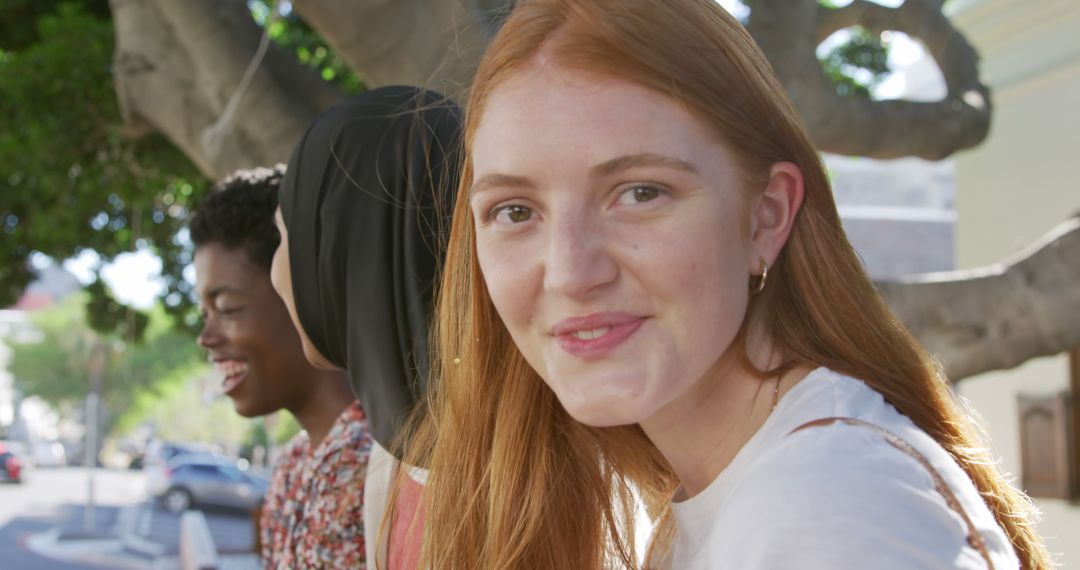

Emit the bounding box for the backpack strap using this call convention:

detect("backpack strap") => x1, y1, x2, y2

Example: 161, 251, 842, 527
791, 417, 995, 569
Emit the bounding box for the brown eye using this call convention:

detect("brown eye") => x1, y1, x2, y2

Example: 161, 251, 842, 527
493, 205, 534, 224
617, 185, 664, 205
633, 187, 659, 202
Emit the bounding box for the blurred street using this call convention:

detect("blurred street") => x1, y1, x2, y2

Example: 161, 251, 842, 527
0, 467, 256, 569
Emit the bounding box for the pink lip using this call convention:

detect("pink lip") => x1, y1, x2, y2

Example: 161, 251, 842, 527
551, 312, 647, 360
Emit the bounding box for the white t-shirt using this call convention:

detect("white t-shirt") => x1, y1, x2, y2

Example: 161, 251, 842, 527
668, 367, 1019, 569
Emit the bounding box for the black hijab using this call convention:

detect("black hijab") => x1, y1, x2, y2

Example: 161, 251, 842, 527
278, 85, 462, 454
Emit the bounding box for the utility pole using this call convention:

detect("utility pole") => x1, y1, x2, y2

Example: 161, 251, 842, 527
84, 340, 106, 535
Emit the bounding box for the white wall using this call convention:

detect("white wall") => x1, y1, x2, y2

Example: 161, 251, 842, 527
949, 0, 1080, 565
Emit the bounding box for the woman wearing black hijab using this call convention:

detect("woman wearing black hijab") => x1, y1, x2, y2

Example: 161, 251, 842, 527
270, 85, 462, 569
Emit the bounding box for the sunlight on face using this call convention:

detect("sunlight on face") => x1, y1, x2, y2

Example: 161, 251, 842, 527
270, 207, 336, 371
471, 62, 757, 427
194, 243, 313, 417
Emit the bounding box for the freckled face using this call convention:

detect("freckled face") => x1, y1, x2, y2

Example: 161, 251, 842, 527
470, 63, 757, 427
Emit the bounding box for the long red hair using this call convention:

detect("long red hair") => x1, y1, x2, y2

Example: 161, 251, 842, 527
403, 1, 1051, 568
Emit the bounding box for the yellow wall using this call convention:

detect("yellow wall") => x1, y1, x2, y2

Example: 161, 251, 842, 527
949, 0, 1080, 565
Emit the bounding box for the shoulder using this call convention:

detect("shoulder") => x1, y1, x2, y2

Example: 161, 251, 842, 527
308, 414, 370, 521
268, 432, 309, 488
298, 473, 368, 567
703, 423, 994, 569
327, 409, 374, 481
280, 431, 311, 465
743, 420, 944, 514
295, 429, 370, 566
723, 423, 931, 518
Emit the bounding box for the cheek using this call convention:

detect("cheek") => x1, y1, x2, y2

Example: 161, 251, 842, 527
641, 216, 751, 352
688, 260, 749, 360
227, 320, 263, 359
269, 246, 289, 298
270, 259, 299, 322
476, 235, 538, 327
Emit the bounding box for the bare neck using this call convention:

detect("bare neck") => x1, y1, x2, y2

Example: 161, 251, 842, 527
640, 346, 811, 499
289, 370, 355, 450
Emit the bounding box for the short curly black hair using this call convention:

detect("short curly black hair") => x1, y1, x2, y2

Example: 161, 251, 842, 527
189, 165, 285, 272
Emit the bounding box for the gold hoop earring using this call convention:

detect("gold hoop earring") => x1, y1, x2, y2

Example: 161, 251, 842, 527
751, 258, 769, 294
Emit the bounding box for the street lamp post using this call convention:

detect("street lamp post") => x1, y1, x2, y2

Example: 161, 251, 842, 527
84, 340, 106, 535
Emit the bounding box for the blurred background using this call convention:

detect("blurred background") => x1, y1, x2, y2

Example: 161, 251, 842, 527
1, 0, 1077, 567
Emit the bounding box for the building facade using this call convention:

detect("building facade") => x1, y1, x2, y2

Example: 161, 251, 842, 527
948, 0, 1080, 564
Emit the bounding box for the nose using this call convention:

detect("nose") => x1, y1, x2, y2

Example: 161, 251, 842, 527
542, 209, 617, 299
197, 315, 224, 350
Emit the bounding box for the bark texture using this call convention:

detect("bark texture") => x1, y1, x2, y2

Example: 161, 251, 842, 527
288, 0, 506, 102
110, 0, 342, 178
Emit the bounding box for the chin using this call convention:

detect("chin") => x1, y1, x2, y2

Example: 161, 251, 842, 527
543, 367, 657, 427
557, 390, 654, 428
229, 396, 271, 419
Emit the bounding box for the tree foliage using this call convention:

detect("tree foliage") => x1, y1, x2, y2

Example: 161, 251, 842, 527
820, 26, 891, 98
7, 295, 203, 434
0, 1, 207, 326
0, 1, 363, 329
116, 372, 251, 448
250, 0, 364, 94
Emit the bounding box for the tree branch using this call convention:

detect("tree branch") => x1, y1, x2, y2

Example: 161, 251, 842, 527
797, 87, 989, 159
109, 0, 343, 179
879, 215, 1080, 382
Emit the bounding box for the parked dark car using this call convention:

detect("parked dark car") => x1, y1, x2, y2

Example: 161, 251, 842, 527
0, 446, 24, 484
158, 456, 268, 514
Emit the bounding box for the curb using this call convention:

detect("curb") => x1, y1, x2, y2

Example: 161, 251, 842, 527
119, 503, 168, 558
25, 526, 147, 570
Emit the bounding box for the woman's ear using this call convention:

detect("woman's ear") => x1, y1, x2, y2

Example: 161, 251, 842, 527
749, 161, 805, 269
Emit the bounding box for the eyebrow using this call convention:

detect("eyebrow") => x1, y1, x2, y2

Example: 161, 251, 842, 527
470, 152, 698, 196
592, 153, 699, 177
469, 172, 534, 196
202, 285, 246, 303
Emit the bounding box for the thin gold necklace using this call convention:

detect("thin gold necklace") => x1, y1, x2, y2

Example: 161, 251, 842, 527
770, 374, 782, 412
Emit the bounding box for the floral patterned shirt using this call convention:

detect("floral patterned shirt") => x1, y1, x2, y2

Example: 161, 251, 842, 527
260, 401, 372, 569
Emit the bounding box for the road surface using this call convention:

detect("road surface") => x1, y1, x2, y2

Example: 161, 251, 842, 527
0, 467, 255, 569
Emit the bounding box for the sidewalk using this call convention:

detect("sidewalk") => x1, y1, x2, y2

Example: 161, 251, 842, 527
26, 501, 259, 569
25, 504, 153, 569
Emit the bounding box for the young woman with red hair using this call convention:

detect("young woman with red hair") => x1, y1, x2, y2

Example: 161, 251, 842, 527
404, 1, 1051, 567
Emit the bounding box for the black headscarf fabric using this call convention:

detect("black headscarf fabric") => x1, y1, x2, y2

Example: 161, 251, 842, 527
278, 86, 462, 453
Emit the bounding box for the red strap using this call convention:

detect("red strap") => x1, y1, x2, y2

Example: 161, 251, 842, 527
791, 417, 995, 569
388, 470, 425, 570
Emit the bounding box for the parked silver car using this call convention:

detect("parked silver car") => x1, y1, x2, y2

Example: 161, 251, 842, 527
144, 442, 217, 497
31, 441, 67, 468
158, 455, 268, 514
